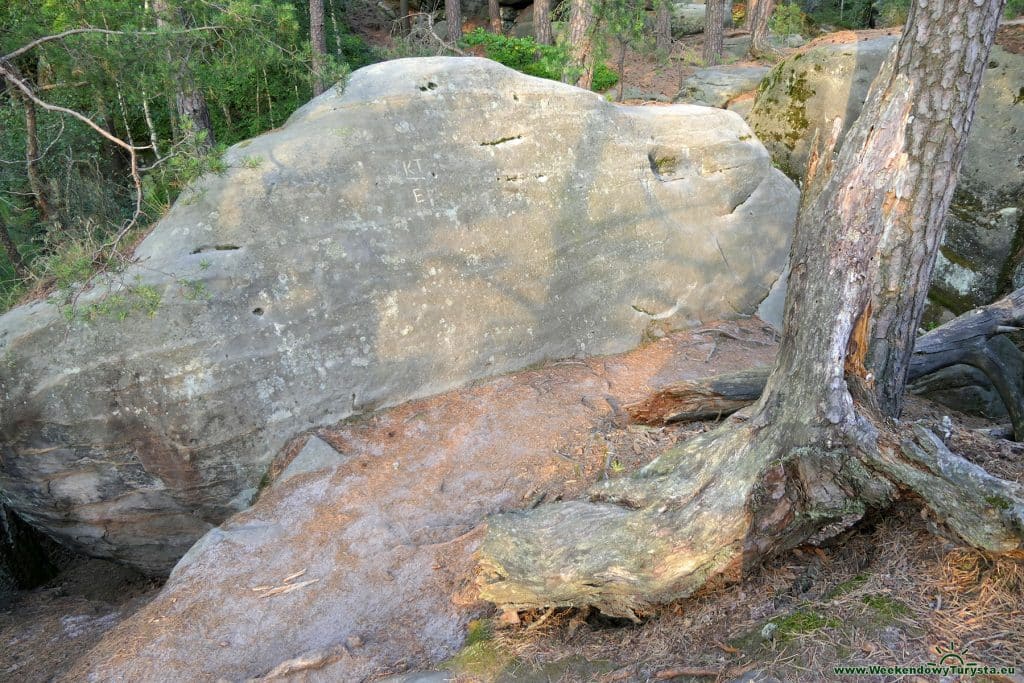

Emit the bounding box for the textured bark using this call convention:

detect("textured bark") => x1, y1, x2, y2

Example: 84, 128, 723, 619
535, 0, 553, 45
749, 0, 774, 59
626, 369, 768, 424
489, 0, 501, 33
703, 0, 725, 66
865, 4, 1000, 419
445, 0, 462, 46
655, 0, 672, 54
16, 89, 53, 224
743, 0, 759, 31
310, 0, 328, 96
630, 287, 1024, 438
564, 0, 597, 89
477, 0, 1016, 618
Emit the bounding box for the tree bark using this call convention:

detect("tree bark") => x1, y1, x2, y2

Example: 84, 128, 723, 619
628, 287, 1024, 439
489, 0, 501, 32
445, 0, 462, 45
749, 0, 774, 59
655, 0, 672, 54
154, 0, 215, 151
534, 0, 553, 44
398, 0, 410, 34
703, 0, 725, 66
743, 0, 759, 31
310, 0, 328, 96
864, 3, 997, 418
564, 0, 597, 89
477, 0, 1016, 619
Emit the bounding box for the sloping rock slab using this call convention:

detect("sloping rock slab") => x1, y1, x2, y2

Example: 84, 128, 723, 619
69, 321, 778, 682
0, 57, 797, 574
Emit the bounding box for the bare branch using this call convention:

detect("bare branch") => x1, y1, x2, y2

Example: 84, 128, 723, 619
2, 26, 222, 62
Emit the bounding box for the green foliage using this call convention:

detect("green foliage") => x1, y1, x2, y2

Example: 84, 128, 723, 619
770, 2, 808, 37
1006, 0, 1024, 18
0, 1, 384, 314
462, 29, 619, 91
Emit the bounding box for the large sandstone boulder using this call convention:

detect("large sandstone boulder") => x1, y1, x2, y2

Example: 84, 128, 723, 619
0, 57, 797, 574
746, 32, 1024, 313
676, 65, 772, 108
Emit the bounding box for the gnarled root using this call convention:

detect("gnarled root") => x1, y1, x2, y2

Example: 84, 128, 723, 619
477, 416, 1024, 617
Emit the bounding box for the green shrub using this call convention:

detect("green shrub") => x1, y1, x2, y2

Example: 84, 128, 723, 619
770, 2, 808, 37
461, 29, 619, 92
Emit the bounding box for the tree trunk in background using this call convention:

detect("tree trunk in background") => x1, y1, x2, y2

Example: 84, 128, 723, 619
310, 0, 328, 96
489, 0, 501, 32
749, 0, 774, 58
0, 218, 28, 279
153, 0, 215, 151
535, 0, 553, 44
445, 0, 462, 45
743, 0, 759, 30
11, 85, 53, 225
655, 0, 672, 54
398, 0, 410, 34
703, 0, 725, 65
477, 0, 1015, 619
564, 0, 597, 89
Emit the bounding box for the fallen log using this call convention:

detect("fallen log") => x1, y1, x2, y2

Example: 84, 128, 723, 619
626, 287, 1024, 438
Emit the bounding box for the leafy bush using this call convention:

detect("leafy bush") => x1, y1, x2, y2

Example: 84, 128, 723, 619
461, 29, 619, 92
1007, 0, 1024, 18
770, 2, 808, 37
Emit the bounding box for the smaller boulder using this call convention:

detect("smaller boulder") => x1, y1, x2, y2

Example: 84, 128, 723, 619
676, 65, 771, 108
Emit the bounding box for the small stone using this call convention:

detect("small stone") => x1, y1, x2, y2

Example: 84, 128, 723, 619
346, 635, 363, 649
760, 622, 778, 641
498, 609, 521, 626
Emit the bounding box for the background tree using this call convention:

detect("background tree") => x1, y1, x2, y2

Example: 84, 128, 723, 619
749, 0, 775, 58
310, 0, 328, 95
654, 0, 672, 54
489, 0, 502, 32
535, 0, 553, 45
563, 0, 598, 88
703, 0, 725, 65
446, 0, 462, 45
478, 0, 1019, 617
153, 0, 216, 151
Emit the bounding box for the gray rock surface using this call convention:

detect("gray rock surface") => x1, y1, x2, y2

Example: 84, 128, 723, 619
671, 2, 732, 37
676, 65, 772, 108
747, 34, 1024, 311
0, 57, 797, 574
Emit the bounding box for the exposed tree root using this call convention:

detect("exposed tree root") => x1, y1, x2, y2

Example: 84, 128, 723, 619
628, 288, 1024, 438
477, 411, 1024, 619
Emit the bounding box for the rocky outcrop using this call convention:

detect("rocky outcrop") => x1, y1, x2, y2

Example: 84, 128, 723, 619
0, 57, 798, 574
68, 324, 779, 682
746, 32, 1024, 313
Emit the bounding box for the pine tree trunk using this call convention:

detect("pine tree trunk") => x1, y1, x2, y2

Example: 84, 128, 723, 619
743, 0, 758, 31
446, 0, 462, 45
749, 0, 774, 58
655, 0, 672, 54
564, 0, 597, 89
399, 0, 410, 34
703, 0, 725, 66
864, 4, 998, 418
154, 0, 215, 151
477, 0, 1017, 619
535, 0, 553, 45
310, 0, 328, 96
489, 0, 501, 32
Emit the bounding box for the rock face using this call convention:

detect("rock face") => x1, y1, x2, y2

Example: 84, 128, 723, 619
0, 57, 798, 574
68, 324, 779, 682
676, 65, 772, 108
747, 32, 1024, 312
671, 2, 733, 37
